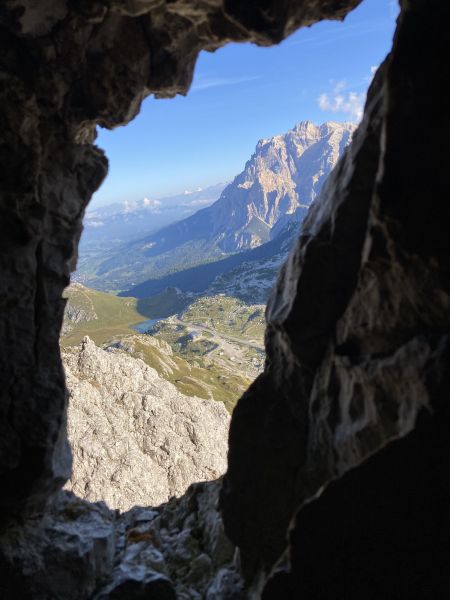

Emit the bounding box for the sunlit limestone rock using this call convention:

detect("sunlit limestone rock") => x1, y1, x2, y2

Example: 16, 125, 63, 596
215, 120, 356, 251
63, 337, 230, 511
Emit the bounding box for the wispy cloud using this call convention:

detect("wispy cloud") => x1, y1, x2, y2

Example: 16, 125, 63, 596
316, 69, 377, 123
318, 90, 364, 122
289, 21, 388, 50
191, 75, 261, 92
333, 79, 347, 93
143, 197, 161, 209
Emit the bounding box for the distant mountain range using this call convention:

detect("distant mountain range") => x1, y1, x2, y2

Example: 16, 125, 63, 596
121, 222, 297, 302
76, 121, 355, 293
81, 183, 227, 244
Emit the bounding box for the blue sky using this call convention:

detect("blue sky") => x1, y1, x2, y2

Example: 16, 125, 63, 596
92, 0, 399, 207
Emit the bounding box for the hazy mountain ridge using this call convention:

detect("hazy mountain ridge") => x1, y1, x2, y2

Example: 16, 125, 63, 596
75, 184, 227, 287
121, 223, 294, 299
83, 183, 227, 242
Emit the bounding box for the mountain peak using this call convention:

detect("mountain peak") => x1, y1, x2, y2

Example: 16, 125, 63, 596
292, 119, 316, 132
217, 120, 357, 251
86, 121, 356, 290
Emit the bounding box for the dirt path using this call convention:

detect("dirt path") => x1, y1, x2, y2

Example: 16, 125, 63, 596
169, 316, 264, 352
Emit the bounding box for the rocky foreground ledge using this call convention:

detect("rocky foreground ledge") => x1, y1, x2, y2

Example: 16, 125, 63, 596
0, 482, 243, 599
0, 337, 239, 599
63, 336, 230, 511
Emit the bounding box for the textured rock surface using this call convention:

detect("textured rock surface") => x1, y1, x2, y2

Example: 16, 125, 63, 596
0, 482, 243, 600
221, 0, 450, 591
262, 393, 450, 599
63, 336, 230, 511
0, 493, 117, 600
61, 282, 99, 336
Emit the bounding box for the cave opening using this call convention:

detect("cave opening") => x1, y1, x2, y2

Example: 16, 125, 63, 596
60, 0, 397, 514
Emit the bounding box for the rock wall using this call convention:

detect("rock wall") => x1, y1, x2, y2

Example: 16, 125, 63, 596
262, 399, 450, 599
221, 0, 450, 592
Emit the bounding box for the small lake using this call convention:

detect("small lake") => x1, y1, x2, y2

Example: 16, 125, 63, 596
132, 318, 163, 333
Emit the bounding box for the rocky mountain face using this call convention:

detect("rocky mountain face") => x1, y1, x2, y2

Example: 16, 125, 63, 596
216, 120, 355, 250
136, 121, 355, 254
63, 337, 230, 511
89, 121, 355, 292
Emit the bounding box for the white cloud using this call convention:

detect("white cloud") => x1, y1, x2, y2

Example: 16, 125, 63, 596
143, 197, 161, 208
333, 79, 347, 92
317, 90, 365, 122
187, 198, 212, 206
317, 73, 376, 123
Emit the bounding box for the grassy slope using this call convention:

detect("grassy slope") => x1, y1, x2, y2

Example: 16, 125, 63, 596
115, 335, 252, 413
61, 285, 264, 412
147, 296, 265, 412
61, 286, 188, 347
62, 286, 142, 346
180, 296, 265, 341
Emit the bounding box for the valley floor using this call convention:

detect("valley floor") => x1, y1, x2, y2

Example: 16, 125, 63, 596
61, 284, 265, 412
